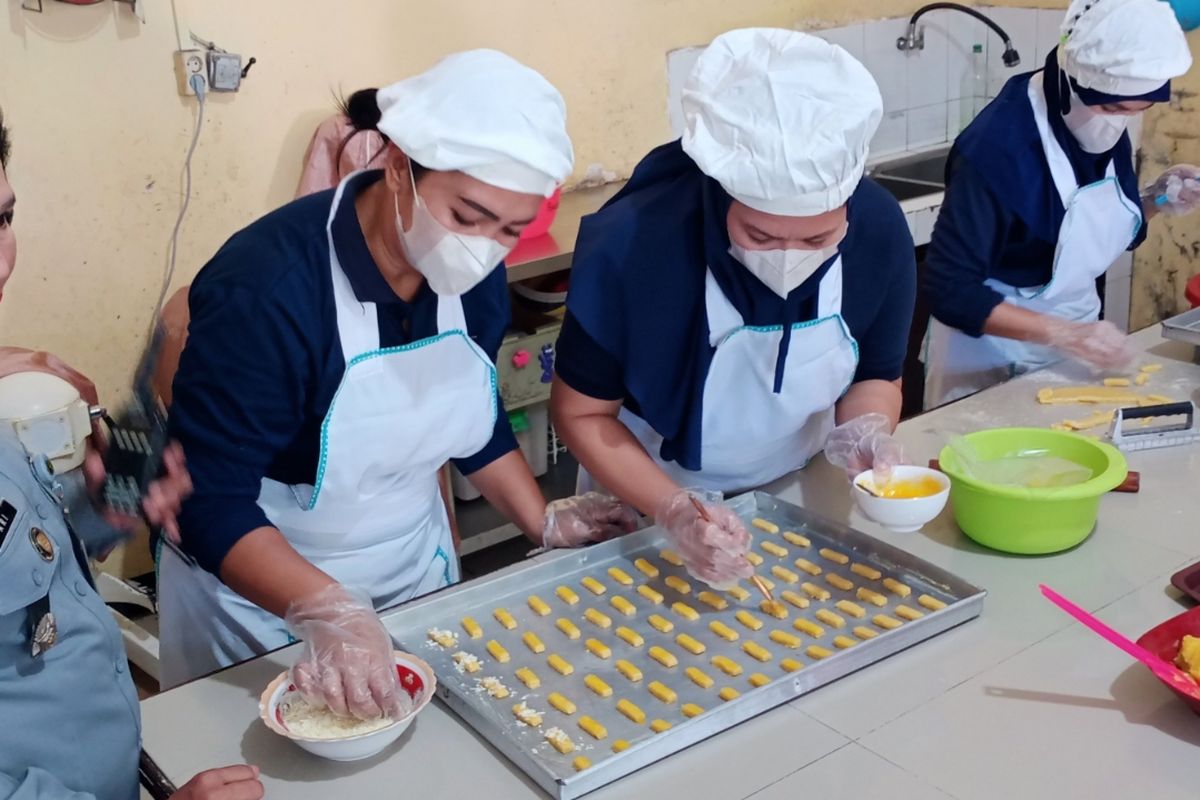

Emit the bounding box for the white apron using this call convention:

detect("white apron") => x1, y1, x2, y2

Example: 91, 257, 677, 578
923, 76, 1143, 409
581, 261, 859, 495
158, 173, 497, 687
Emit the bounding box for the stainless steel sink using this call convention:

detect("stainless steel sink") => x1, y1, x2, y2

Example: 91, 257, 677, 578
872, 147, 951, 185
872, 175, 942, 202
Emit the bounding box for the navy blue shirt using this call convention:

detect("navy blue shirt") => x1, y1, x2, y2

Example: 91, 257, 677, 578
171, 171, 516, 575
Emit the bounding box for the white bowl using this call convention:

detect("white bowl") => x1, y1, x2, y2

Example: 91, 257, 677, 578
852, 465, 951, 533
259, 650, 436, 762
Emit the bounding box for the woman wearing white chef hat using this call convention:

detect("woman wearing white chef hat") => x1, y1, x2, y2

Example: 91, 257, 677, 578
158, 50, 637, 705
922, 0, 1198, 408
551, 29, 916, 587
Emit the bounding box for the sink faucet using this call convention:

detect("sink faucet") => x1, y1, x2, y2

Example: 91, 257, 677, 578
897, 2, 1021, 68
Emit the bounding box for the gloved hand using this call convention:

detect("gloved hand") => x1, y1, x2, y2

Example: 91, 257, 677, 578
285, 584, 412, 721
823, 412, 906, 484
654, 490, 753, 590
542, 492, 640, 548
1044, 318, 1135, 373
1145, 164, 1200, 216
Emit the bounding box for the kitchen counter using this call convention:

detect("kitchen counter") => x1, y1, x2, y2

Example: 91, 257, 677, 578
141, 327, 1200, 799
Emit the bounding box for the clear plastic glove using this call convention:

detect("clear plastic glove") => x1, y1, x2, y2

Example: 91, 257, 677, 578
1145, 164, 1200, 216
285, 585, 412, 721
1044, 318, 1135, 373
542, 491, 640, 548
654, 490, 753, 590
823, 412, 906, 484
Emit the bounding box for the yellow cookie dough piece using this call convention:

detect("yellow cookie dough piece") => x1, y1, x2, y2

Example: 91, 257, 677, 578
634, 557, 660, 578
835, 600, 866, 618
665, 575, 692, 595
672, 601, 700, 621
685, 666, 714, 689
648, 681, 677, 704
711, 655, 743, 676
610, 596, 637, 617
427, 628, 458, 648
752, 517, 780, 534
1141, 363, 1163, 373
486, 640, 510, 663
544, 727, 574, 753
895, 605, 925, 621
522, 632, 546, 654
585, 674, 613, 698
742, 641, 772, 662
806, 645, 833, 660
453, 652, 482, 673
585, 638, 612, 659
735, 610, 764, 631
709, 620, 740, 642
527, 595, 552, 617
578, 716, 608, 740
748, 673, 771, 688
493, 609, 517, 630
1036, 385, 1140, 405
1135, 372, 1150, 386
793, 618, 825, 639
660, 549, 684, 567
556, 618, 581, 640
616, 659, 643, 682
781, 590, 810, 609
681, 703, 704, 718
1103, 377, 1130, 387
726, 585, 752, 602
818, 547, 850, 565
515, 667, 540, 689
650, 719, 672, 733
607, 567, 634, 586
768, 629, 801, 649
584, 607, 613, 629
761, 541, 789, 558
849, 563, 882, 581
882, 578, 911, 598
513, 702, 543, 727
873, 614, 903, 630
857, 587, 888, 607
746, 552, 764, 567
617, 698, 646, 724
853, 626, 878, 641
1147, 394, 1173, 404
556, 585, 580, 606
825, 573, 854, 592
815, 609, 846, 629
612, 739, 631, 753
783, 531, 811, 548
794, 558, 822, 576
637, 584, 664, 604
801, 582, 831, 601
918, 594, 947, 611
697, 590, 728, 611
780, 658, 804, 673
479, 677, 510, 699
648, 614, 674, 633
548, 654, 574, 675
649, 645, 679, 668
460, 617, 483, 640
676, 633, 706, 655
760, 600, 789, 619
833, 635, 856, 649
616, 626, 644, 647
581, 576, 607, 596
1061, 410, 1114, 431
771, 565, 800, 584
547, 692, 576, 715
719, 687, 741, 701
573, 756, 592, 772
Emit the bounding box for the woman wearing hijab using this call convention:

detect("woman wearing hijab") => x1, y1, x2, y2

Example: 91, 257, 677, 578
922, 0, 1198, 408
551, 29, 916, 586
158, 50, 636, 702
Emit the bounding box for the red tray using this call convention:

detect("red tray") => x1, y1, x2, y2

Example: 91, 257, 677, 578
1170, 561, 1200, 603
1136, 606, 1200, 715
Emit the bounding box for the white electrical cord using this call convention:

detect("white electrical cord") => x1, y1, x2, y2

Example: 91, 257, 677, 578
150, 73, 206, 337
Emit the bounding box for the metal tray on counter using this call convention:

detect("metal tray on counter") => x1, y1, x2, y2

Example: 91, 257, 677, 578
384, 491, 986, 799
1162, 306, 1200, 347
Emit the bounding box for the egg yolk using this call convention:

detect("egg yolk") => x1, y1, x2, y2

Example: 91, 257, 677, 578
876, 476, 943, 499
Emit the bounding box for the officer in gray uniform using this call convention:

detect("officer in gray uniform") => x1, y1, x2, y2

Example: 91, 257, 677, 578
0, 107, 263, 800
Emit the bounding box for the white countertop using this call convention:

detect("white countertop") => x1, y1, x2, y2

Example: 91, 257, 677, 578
140, 327, 1200, 799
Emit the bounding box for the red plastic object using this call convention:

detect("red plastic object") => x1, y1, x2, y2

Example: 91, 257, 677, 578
1136, 606, 1200, 715
519, 188, 561, 241
1186, 274, 1200, 309
511, 349, 531, 369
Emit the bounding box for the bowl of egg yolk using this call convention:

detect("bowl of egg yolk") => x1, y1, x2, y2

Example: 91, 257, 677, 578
852, 465, 951, 533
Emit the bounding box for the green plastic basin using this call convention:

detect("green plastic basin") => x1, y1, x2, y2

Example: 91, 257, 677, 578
938, 428, 1128, 554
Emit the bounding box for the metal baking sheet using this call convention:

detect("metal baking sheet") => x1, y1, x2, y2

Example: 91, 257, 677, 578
1162, 306, 1200, 347
384, 491, 986, 799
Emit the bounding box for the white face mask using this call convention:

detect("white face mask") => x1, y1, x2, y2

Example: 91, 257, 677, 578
728, 226, 846, 299
394, 171, 511, 296
1063, 102, 1131, 154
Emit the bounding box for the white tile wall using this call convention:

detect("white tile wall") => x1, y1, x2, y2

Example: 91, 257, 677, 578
982, 7, 1038, 98
874, 110, 910, 158
907, 21, 950, 108
1035, 8, 1065, 67
908, 103, 949, 150
864, 17, 914, 113
814, 23, 866, 63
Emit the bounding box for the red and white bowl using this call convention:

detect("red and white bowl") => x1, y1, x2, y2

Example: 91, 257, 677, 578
259, 650, 436, 761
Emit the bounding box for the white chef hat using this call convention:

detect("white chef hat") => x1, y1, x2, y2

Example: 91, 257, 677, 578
1059, 0, 1192, 98
377, 50, 574, 197
681, 28, 883, 217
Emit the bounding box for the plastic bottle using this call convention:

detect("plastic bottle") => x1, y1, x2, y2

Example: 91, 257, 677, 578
959, 44, 986, 132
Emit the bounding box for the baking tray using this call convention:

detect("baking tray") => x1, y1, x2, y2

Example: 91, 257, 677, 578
1162, 306, 1200, 347
384, 491, 986, 799
1171, 560, 1200, 604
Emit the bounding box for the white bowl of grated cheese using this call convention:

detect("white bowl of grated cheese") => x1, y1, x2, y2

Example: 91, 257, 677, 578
259, 650, 436, 762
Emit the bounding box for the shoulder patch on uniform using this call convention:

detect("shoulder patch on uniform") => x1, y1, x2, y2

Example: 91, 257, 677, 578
0, 499, 16, 546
